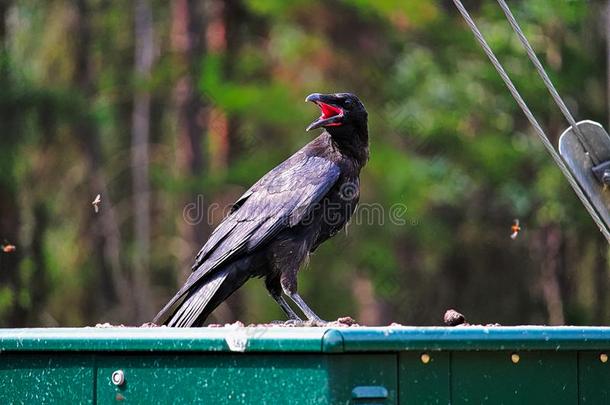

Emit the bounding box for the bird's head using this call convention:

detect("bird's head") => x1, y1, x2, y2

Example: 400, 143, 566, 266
305, 93, 367, 134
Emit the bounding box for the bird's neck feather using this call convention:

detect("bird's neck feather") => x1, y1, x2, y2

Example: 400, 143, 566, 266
326, 123, 369, 166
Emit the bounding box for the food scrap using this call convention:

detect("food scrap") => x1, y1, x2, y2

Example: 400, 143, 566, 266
444, 309, 466, 326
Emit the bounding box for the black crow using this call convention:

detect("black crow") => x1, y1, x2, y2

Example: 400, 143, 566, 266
154, 93, 368, 326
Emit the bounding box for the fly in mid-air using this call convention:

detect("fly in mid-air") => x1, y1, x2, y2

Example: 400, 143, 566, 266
153, 92, 369, 326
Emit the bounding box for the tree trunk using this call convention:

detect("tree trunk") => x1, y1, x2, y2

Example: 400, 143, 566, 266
540, 226, 565, 325
352, 273, 382, 325
0, 0, 27, 327
594, 239, 608, 323
74, 0, 130, 322
171, 0, 208, 285
131, 0, 154, 322
223, 0, 247, 162
206, 0, 230, 173
0, 1, 6, 41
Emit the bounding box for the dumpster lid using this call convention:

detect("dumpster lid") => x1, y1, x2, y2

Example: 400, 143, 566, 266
1, 326, 610, 353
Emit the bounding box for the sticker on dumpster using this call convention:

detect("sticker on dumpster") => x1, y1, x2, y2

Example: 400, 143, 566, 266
225, 328, 249, 352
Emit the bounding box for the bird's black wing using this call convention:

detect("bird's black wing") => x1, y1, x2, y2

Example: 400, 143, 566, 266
156, 151, 340, 319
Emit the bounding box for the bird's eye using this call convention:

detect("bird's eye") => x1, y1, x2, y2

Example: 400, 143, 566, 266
344, 99, 352, 108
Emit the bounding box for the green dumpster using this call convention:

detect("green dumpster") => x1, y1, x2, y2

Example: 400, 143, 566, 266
1, 326, 609, 404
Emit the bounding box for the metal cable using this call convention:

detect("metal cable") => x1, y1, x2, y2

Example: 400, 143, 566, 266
497, 0, 601, 165
452, 0, 610, 242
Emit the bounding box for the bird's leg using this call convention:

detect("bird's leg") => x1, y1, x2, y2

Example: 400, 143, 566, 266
265, 274, 302, 322
288, 292, 325, 324
273, 294, 302, 321
281, 271, 326, 323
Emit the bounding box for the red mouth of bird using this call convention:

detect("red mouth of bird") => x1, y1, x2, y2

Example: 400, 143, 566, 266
316, 101, 343, 126
305, 95, 345, 131
317, 102, 343, 121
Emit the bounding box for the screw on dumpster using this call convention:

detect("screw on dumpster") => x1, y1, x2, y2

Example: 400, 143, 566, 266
511, 353, 520, 364
600, 353, 608, 363
112, 370, 125, 386
420, 353, 431, 364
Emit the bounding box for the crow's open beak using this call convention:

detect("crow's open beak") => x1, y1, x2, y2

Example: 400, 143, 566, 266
305, 93, 344, 131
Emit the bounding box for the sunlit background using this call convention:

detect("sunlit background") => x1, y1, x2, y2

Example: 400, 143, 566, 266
0, 0, 608, 327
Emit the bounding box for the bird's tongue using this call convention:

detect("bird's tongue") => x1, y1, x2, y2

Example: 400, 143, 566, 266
318, 102, 342, 119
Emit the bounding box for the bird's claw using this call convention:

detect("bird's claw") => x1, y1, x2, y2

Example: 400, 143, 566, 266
281, 319, 327, 327
283, 319, 306, 326
269, 320, 288, 325
308, 318, 328, 327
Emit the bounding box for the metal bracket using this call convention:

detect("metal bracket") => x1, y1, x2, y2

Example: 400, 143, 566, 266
592, 160, 610, 185
558, 120, 610, 239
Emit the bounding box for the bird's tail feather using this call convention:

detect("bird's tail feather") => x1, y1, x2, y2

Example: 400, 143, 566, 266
166, 272, 228, 327
152, 291, 186, 325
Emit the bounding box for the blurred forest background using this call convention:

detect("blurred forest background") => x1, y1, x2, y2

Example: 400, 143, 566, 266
1, 0, 609, 327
